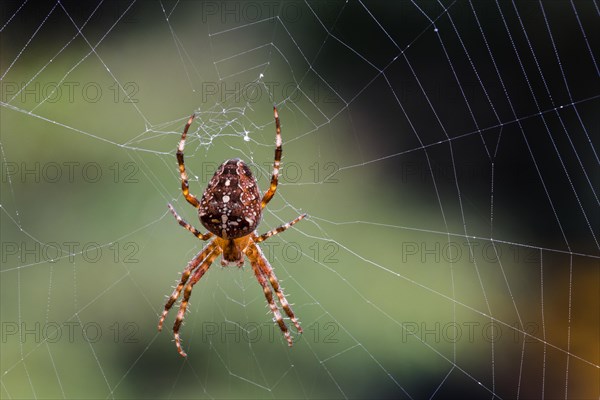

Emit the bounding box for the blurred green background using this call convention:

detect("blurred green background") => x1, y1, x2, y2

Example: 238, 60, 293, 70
1, 1, 598, 399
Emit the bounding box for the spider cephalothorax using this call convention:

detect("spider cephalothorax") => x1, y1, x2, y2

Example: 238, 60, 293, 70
159, 107, 306, 356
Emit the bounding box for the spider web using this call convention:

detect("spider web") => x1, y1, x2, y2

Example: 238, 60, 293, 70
1, 0, 599, 399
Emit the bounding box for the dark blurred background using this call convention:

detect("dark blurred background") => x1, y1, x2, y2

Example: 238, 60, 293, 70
1, 1, 598, 399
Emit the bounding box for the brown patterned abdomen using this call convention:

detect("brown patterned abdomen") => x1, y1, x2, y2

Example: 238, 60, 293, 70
199, 159, 262, 239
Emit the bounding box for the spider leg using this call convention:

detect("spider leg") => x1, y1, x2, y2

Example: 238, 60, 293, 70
177, 114, 201, 208
168, 203, 213, 240
255, 213, 307, 243
172, 246, 222, 357
260, 106, 282, 209
249, 242, 302, 334
247, 242, 301, 346
248, 253, 292, 346
158, 240, 216, 332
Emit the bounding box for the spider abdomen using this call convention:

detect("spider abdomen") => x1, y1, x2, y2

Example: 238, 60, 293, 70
199, 158, 262, 239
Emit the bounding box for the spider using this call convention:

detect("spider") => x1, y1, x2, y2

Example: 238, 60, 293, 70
158, 106, 306, 357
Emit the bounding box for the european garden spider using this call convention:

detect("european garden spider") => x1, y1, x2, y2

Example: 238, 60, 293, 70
158, 107, 306, 357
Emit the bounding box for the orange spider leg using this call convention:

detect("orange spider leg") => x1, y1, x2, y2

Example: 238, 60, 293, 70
246, 241, 302, 345
173, 246, 222, 357
246, 243, 292, 346
255, 214, 307, 243
177, 114, 201, 208
261, 106, 282, 209
158, 241, 217, 331
168, 203, 212, 241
